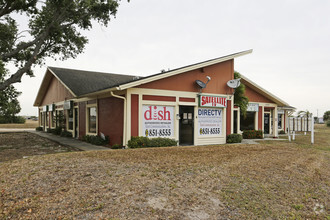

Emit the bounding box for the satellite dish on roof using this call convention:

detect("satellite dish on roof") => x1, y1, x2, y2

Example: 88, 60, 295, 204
227, 78, 241, 89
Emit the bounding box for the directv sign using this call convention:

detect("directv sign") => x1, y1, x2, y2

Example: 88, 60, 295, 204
199, 95, 227, 108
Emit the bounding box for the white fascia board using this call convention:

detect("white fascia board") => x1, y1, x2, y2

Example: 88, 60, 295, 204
118, 49, 253, 90
241, 74, 290, 107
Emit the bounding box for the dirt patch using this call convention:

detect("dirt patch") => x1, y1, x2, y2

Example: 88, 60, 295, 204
0, 132, 80, 162
0, 129, 329, 219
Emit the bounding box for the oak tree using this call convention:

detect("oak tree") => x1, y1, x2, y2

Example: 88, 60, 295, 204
0, 0, 126, 91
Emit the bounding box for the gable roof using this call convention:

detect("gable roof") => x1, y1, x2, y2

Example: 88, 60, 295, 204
240, 74, 290, 107
48, 67, 138, 96
33, 67, 138, 106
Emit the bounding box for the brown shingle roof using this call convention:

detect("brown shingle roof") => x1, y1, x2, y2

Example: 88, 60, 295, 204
48, 67, 139, 96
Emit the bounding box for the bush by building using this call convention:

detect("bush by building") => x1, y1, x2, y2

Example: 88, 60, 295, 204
35, 126, 43, 131
226, 134, 243, 143
60, 130, 73, 138
127, 136, 177, 148
83, 135, 110, 146
242, 130, 263, 139
111, 144, 123, 149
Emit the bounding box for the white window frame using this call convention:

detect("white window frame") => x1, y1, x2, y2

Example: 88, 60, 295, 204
86, 104, 98, 135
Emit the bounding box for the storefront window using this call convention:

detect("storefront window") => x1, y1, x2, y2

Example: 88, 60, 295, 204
46, 112, 49, 126
240, 112, 255, 131
40, 112, 43, 126
278, 114, 282, 129
51, 111, 55, 127
88, 107, 97, 133
68, 109, 74, 130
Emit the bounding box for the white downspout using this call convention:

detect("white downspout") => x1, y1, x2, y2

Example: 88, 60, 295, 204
110, 91, 127, 147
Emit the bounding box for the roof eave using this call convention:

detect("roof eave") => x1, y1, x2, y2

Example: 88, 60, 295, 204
241, 74, 290, 107
118, 49, 253, 90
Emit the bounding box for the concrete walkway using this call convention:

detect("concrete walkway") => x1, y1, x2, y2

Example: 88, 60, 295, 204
28, 131, 110, 151
0, 128, 35, 132
241, 137, 287, 145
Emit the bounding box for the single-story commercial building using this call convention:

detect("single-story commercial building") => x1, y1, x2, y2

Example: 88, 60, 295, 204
34, 50, 294, 146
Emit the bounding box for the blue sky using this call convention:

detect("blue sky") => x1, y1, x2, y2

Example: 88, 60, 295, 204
13, 0, 330, 117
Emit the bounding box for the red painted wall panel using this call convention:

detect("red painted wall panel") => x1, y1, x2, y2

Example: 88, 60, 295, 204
258, 106, 263, 130
179, 97, 195, 102
137, 60, 234, 95
245, 85, 274, 103
226, 100, 232, 135
131, 94, 139, 137
143, 95, 176, 102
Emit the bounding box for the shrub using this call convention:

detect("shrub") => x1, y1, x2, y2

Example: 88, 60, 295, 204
60, 130, 73, 138
111, 144, 123, 149
83, 135, 110, 146
52, 127, 62, 135
149, 137, 178, 147
226, 134, 242, 143
35, 126, 43, 131
242, 130, 263, 139
127, 136, 150, 148
279, 130, 286, 134
327, 120, 330, 127
46, 128, 52, 133
127, 136, 177, 148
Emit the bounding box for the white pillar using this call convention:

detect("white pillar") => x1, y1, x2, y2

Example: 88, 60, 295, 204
273, 108, 278, 138
311, 114, 314, 144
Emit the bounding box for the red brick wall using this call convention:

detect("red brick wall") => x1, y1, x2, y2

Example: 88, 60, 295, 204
98, 97, 124, 146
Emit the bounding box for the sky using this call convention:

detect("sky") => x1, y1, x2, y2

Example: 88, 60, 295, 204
12, 0, 330, 117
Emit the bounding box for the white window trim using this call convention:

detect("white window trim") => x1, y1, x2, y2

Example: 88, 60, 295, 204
66, 108, 74, 132
86, 103, 98, 135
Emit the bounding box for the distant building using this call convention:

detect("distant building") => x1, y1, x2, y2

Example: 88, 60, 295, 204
318, 118, 324, 124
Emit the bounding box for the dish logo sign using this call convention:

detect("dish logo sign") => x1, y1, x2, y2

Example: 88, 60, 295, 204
144, 106, 171, 120
200, 95, 227, 108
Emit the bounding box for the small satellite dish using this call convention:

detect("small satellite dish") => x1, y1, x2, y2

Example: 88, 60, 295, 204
227, 78, 241, 89
195, 80, 206, 89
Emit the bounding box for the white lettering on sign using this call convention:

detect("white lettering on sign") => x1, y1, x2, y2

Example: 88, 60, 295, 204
198, 108, 222, 136
199, 95, 227, 108
142, 105, 174, 137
